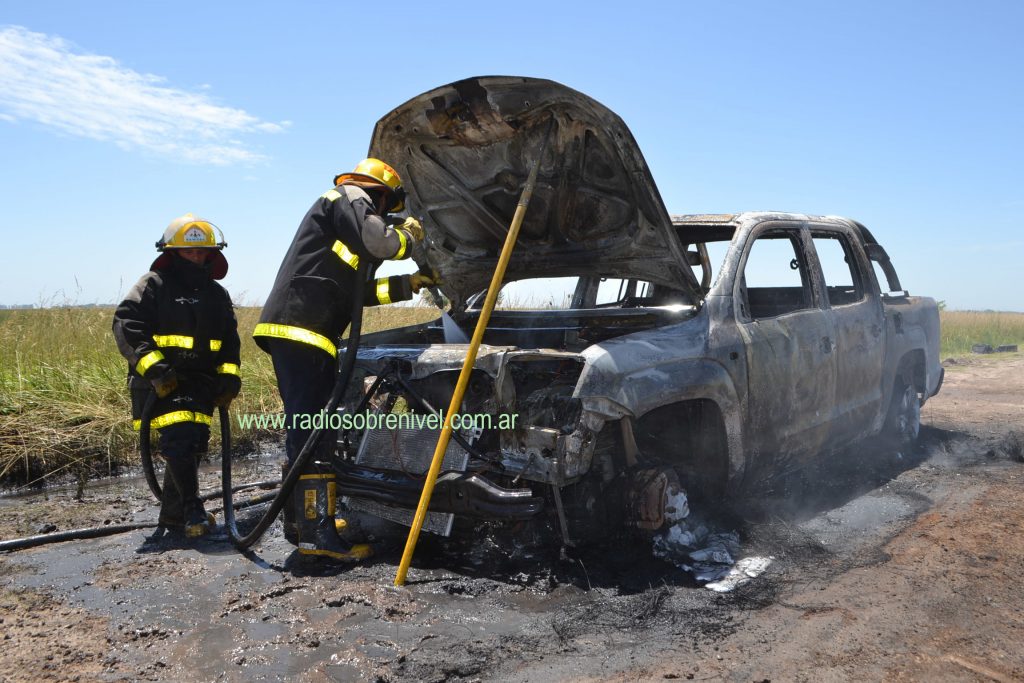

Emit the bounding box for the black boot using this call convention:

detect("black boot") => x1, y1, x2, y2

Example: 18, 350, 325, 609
166, 456, 212, 539
159, 458, 214, 532
294, 463, 372, 562
157, 464, 184, 530
196, 454, 216, 529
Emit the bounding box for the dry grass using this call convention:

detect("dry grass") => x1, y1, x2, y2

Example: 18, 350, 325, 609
0, 307, 131, 486
0, 304, 436, 488
939, 310, 1024, 357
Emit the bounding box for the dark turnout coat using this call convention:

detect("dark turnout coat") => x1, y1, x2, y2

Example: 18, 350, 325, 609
113, 258, 240, 430
254, 184, 415, 358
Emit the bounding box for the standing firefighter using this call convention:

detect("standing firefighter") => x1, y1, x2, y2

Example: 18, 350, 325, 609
113, 215, 241, 539
255, 158, 433, 562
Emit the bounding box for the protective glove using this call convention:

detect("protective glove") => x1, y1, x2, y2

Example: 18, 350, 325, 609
409, 272, 438, 294
214, 374, 242, 407
400, 216, 425, 243
150, 369, 179, 399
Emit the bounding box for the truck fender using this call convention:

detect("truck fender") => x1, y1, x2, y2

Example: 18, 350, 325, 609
582, 359, 745, 481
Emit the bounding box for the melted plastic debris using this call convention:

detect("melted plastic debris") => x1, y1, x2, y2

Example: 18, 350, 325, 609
652, 489, 754, 587
704, 556, 774, 593
688, 532, 742, 582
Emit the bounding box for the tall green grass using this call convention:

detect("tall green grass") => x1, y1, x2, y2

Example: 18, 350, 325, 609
0, 305, 435, 487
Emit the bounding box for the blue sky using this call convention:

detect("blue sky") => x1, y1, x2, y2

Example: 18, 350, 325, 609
1, 1, 1021, 311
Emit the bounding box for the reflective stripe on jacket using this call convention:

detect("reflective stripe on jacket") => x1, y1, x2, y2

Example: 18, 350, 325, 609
132, 410, 213, 431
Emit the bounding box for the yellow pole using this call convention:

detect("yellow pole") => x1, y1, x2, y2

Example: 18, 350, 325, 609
394, 126, 551, 586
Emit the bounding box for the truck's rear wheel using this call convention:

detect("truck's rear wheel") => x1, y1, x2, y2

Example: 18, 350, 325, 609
884, 371, 921, 449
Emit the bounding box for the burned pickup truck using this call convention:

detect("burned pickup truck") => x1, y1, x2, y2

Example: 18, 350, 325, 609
333, 76, 943, 543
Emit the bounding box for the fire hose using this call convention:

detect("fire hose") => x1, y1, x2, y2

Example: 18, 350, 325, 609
137, 391, 279, 504
0, 491, 280, 553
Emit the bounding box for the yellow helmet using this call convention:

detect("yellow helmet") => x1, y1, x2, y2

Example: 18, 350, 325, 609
333, 158, 405, 212
151, 214, 229, 280
156, 213, 227, 251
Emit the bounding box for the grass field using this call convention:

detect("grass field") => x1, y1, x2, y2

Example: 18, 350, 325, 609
938, 310, 1024, 356
1, 306, 1021, 488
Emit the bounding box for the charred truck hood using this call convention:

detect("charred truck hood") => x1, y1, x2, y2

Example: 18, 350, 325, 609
368, 75, 702, 309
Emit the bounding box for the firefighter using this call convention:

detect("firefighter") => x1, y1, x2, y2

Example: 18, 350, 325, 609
113, 215, 241, 539
254, 158, 433, 562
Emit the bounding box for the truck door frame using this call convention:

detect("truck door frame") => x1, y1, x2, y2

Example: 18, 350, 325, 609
807, 222, 887, 444
732, 220, 838, 471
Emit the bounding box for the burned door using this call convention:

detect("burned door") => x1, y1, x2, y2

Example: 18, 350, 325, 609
810, 226, 886, 443
735, 224, 837, 468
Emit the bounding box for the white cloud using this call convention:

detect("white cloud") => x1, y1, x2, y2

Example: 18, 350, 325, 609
0, 25, 286, 165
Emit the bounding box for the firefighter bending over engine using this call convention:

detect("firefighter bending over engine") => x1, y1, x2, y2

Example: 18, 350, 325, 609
113, 215, 241, 539
255, 158, 434, 563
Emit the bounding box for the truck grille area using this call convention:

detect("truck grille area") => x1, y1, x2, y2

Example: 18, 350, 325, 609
344, 427, 471, 537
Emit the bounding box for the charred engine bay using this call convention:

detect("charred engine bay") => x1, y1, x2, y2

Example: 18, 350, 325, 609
390, 360, 583, 433
336, 353, 590, 533
342, 303, 699, 533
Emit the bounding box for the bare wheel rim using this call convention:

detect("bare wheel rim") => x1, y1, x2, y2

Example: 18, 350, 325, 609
897, 383, 921, 442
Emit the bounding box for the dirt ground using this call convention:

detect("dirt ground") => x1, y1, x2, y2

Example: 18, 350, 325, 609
1, 354, 1023, 682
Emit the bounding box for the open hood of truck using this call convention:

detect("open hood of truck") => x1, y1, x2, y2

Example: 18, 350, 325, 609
368, 76, 701, 310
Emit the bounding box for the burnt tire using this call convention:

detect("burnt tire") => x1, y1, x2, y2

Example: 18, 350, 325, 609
884, 371, 921, 451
